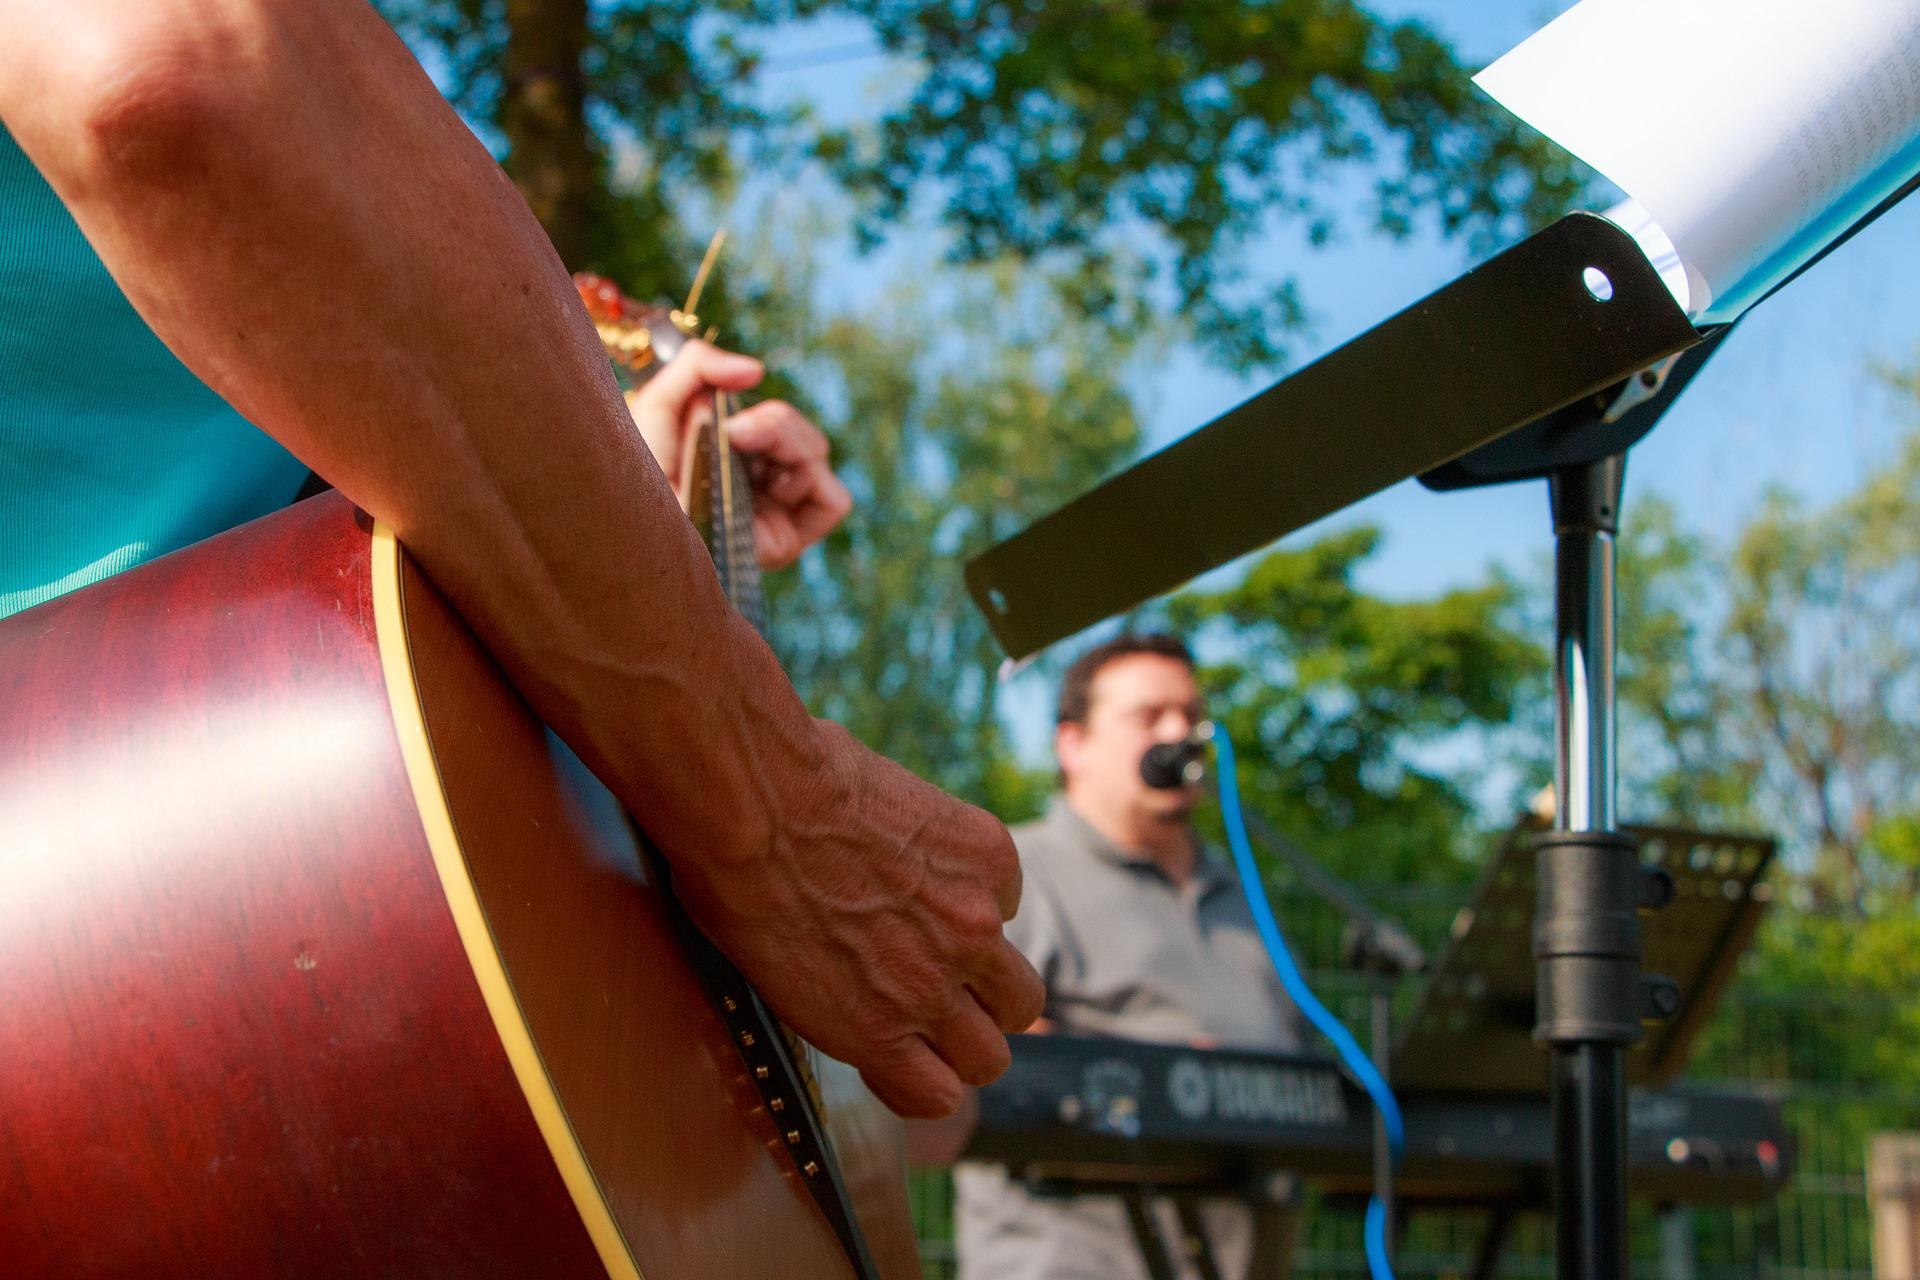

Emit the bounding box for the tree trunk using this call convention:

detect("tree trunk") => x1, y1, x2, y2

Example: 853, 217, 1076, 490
501, 0, 596, 267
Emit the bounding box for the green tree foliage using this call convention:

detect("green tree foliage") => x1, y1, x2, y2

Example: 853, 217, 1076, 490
1723, 435, 1920, 918
378, 0, 776, 277
376, 0, 1583, 363
1600, 413, 1920, 1093
1609, 432, 1920, 919
808, 0, 1585, 365
1165, 525, 1542, 885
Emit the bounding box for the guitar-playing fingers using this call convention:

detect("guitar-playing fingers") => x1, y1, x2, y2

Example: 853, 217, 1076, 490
751, 462, 852, 568
856, 1035, 966, 1121
926, 993, 1015, 1088
720, 400, 850, 566
725, 400, 829, 463
966, 940, 1047, 1034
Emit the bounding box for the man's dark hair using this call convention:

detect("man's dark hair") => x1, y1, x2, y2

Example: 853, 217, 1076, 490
1055, 633, 1195, 725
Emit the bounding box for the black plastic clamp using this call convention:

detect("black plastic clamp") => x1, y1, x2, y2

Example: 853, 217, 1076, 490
1532, 829, 1648, 1047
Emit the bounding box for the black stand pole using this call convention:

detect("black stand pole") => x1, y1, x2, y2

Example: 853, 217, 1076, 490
1538, 456, 1642, 1280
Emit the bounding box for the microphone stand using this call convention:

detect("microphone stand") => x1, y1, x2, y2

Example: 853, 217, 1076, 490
1196, 765, 1426, 1263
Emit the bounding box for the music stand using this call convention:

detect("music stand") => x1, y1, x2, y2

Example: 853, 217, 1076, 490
964, 171, 1918, 1280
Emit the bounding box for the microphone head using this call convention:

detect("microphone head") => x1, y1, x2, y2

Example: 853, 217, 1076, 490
1140, 731, 1211, 790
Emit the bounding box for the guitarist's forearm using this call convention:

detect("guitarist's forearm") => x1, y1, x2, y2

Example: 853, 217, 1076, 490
4, 0, 1051, 1120
0, 0, 794, 867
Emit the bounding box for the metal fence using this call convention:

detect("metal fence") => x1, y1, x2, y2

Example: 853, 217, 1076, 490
908, 879, 1920, 1278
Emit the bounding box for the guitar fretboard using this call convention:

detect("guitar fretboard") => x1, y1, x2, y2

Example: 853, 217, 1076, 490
699, 395, 767, 634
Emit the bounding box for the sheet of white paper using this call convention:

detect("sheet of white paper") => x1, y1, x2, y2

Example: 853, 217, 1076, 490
1599, 197, 1691, 313
1477, 0, 1920, 322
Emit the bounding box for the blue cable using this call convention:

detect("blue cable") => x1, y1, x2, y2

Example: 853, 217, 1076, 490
1212, 724, 1402, 1280
1364, 1197, 1394, 1280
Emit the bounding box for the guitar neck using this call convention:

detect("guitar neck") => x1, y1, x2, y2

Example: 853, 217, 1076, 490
698, 394, 767, 634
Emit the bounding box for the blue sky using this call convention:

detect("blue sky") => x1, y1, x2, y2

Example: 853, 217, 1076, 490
749, 0, 1920, 609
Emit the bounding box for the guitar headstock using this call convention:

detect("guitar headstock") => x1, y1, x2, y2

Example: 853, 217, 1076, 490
573, 272, 676, 379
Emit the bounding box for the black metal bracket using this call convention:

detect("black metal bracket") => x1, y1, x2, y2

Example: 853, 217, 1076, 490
965, 212, 1700, 660
1420, 325, 1733, 492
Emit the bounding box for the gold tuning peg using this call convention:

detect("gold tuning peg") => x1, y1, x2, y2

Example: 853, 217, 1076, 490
673, 228, 730, 338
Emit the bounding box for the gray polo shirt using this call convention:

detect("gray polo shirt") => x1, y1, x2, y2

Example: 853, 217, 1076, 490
954, 797, 1303, 1280
1008, 796, 1302, 1052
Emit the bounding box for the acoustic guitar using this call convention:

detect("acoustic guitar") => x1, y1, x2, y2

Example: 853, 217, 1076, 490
0, 279, 920, 1278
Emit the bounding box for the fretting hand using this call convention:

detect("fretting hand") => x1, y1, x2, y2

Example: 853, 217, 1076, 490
626, 339, 851, 570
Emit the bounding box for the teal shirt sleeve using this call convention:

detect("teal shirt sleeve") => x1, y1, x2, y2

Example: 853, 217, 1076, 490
0, 125, 311, 619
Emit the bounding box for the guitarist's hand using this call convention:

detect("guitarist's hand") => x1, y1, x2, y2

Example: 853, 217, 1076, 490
669, 718, 1046, 1119
625, 340, 852, 569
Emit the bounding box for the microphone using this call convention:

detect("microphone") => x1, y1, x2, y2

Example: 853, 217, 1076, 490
1140, 723, 1214, 789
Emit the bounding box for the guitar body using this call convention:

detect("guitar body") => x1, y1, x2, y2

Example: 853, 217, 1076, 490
0, 494, 920, 1279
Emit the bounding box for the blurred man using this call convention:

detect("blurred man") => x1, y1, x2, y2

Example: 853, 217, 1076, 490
955, 633, 1302, 1280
